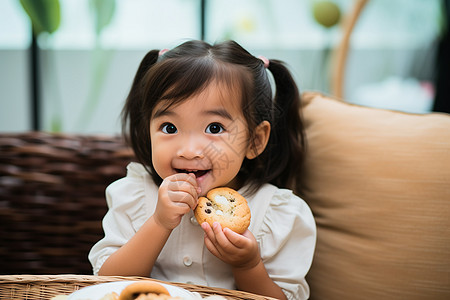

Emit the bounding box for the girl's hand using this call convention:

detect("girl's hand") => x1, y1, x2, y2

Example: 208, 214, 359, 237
201, 222, 261, 270
154, 173, 200, 230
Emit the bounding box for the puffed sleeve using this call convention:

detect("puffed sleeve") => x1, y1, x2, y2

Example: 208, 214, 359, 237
88, 163, 155, 275
256, 189, 316, 300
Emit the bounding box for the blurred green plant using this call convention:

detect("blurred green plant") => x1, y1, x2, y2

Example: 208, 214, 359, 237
19, 0, 63, 132
76, 0, 117, 131
311, 0, 342, 93
20, 0, 61, 35
312, 0, 341, 29
19, 0, 117, 132
91, 0, 116, 36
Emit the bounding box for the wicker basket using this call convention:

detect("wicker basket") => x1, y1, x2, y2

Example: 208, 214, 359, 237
0, 275, 276, 300
0, 132, 135, 275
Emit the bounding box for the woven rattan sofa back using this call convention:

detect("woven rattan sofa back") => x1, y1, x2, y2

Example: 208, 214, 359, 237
0, 132, 135, 274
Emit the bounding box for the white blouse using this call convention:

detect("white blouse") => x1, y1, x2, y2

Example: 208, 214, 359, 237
89, 163, 316, 300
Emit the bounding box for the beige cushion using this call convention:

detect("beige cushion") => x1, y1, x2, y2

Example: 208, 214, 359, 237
299, 92, 450, 299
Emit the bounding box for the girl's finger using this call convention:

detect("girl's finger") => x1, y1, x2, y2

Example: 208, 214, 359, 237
203, 234, 221, 257
166, 175, 199, 209
169, 172, 198, 189
167, 190, 197, 210
201, 222, 216, 243
222, 227, 247, 248
167, 180, 197, 197
202, 223, 222, 256
168, 176, 197, 192
211, 222, 232, 249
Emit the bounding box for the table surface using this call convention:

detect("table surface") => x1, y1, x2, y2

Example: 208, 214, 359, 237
0, 274, 278, 300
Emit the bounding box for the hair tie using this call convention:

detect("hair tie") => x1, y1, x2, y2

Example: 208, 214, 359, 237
257, 55, 269, 68
159, 49, 169, 56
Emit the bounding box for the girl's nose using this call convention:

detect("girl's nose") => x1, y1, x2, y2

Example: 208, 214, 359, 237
176, 134, 205, 159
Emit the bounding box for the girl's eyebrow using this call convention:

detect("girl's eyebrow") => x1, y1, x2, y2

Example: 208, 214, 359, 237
204, 109, 233, 120
152, 107, 233, 120
152, 107, 174, 119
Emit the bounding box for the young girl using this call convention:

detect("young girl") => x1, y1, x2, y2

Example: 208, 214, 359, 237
89, 40, 316, 300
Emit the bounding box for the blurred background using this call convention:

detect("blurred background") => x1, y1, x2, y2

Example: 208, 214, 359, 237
0, 0, 447, 134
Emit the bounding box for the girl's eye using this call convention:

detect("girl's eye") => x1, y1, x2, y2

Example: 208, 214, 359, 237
206, 123, 224, 134
161, 123, 177, 134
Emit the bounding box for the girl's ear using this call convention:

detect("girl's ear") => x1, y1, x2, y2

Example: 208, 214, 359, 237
246, 121, 271, 159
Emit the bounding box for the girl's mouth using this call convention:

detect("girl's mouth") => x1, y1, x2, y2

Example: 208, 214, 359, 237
175, 169, 210, 178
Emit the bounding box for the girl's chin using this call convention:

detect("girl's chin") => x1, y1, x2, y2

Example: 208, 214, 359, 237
196, 179, 212, 197
196, 174, 224, 196
196, 177, 240, 197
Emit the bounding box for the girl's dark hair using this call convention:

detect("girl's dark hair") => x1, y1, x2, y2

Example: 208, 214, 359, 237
122, 40, 305, 195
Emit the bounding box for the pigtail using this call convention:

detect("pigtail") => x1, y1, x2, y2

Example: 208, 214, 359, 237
265, 60, 305, 194
121, 50, 160, 177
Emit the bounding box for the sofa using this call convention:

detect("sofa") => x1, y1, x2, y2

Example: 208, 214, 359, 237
1, 92, 449, 299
